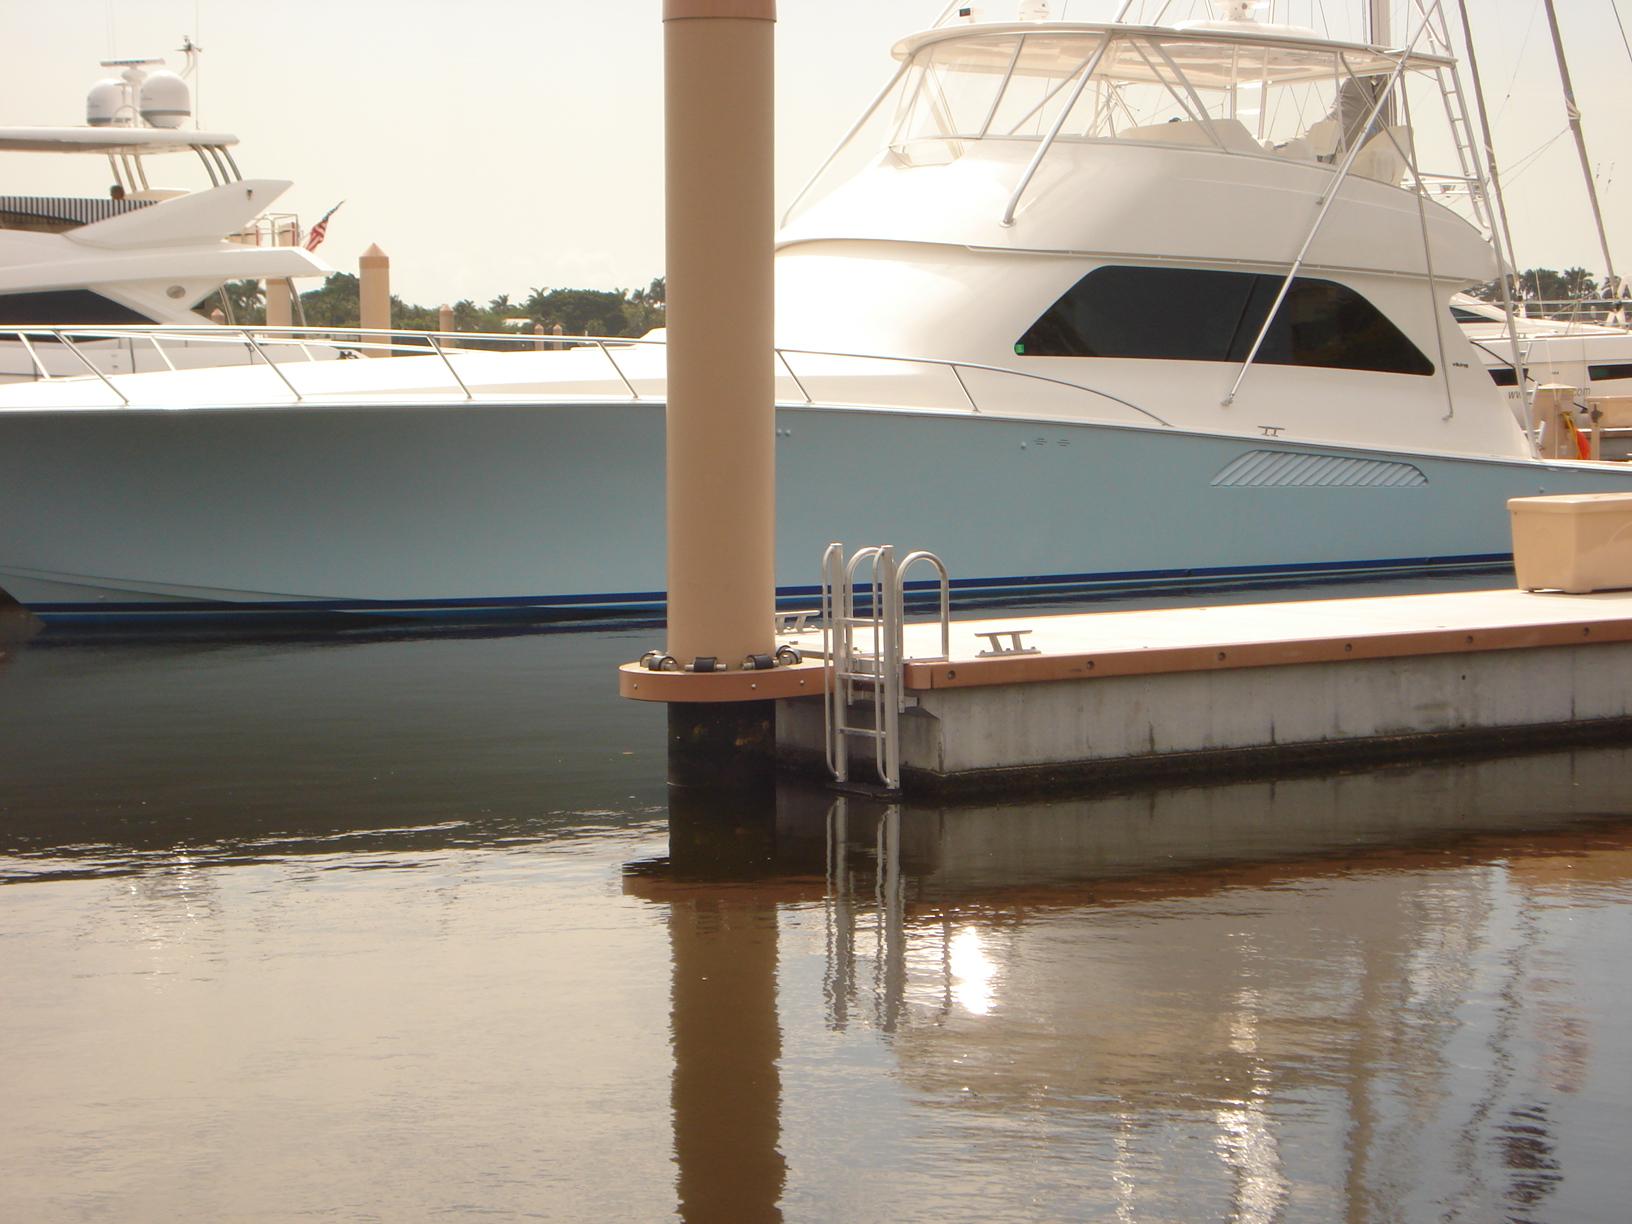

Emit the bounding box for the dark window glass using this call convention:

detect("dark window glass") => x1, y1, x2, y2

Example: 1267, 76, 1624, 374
0, 289, 153, 326
1588, 363, 1632, 382
1450, 305, 1489, 323
1488, 366, 1521, 387
1016, 266, 1434, 376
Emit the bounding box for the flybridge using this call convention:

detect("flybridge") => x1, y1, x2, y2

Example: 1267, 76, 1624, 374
0, 127, 246, 200
0, 128, 239, 155
0, 43, 243, 198
788, 17, 1483, 231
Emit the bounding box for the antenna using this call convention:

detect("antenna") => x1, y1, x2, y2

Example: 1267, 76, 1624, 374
179, 34, 202, 125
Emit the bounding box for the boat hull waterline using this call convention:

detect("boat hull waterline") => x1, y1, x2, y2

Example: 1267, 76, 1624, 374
4, 398, 1630, 624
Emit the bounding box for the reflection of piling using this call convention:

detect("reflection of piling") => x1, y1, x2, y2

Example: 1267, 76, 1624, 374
662, 0, 779, 785
359, 243, 391, 354
625, 786, 793, 1223
668, 889, 784, 1224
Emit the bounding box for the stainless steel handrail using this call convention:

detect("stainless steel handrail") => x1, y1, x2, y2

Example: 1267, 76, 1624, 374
425, 334, 473, 401
237, 327, 303, 401
56, 331, 129, 405
0, 324, 1171, 426
894, 550, 950, 664
595, 338, 641, 399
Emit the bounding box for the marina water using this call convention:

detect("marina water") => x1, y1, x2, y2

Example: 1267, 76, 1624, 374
4, 580, 1631, 1221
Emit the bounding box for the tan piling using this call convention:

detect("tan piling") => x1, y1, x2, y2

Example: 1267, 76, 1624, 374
438, 303, 454, 334
663, 0, 777, 669
533, 321, 547, 351
359, 243, 391, 354
265, 278, 293, 328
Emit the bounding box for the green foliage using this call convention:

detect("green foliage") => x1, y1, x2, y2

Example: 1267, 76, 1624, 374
1471, 266, 1608, 304
200, 279, 266, 325
286, 274, 667, 339
299, 272, 361, 326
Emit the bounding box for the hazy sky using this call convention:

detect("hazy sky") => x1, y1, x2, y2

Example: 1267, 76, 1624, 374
5, 0, 1630, 305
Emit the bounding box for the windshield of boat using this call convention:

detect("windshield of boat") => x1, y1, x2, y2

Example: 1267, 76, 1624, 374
895, 28, 1435, 159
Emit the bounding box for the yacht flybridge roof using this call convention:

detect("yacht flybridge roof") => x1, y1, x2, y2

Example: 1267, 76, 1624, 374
0, 127, 239, 154
892, 22, 1454, 86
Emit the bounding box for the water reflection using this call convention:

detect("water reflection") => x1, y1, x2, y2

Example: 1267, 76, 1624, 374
5, 623, 1632, 1220
629, 754, 1632, 1222
0, 629, 670, 881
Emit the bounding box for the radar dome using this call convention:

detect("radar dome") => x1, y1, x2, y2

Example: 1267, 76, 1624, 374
139, 70, 191, 128
86, 78, 125, 127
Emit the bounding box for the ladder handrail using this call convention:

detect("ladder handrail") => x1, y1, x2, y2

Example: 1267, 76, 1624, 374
821, 542, 951, 791
895, 551, 951, 664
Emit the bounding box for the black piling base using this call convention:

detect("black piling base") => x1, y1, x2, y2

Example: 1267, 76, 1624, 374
667, 700, 777, 793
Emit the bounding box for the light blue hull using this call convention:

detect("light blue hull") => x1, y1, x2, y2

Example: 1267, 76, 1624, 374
2, 399, 1629, 624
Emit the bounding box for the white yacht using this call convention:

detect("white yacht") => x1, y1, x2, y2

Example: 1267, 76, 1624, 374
1454, 293, 1632, 407
0, 54, 330, 383
4, 2, 1632, 624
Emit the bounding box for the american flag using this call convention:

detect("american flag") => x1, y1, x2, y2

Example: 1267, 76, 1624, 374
304, 200, 344, 252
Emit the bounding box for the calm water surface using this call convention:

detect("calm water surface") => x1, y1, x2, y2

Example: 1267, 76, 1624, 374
3, 587, 1631, 1221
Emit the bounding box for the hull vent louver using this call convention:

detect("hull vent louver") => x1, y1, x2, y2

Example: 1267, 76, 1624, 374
1212, 450, 1428, 488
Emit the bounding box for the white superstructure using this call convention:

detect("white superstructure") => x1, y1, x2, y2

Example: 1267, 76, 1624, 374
0, 51, 331, 382
3, 2, 1632, 623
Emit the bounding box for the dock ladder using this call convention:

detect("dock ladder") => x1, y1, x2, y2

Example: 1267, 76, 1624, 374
821, 542, 950, 791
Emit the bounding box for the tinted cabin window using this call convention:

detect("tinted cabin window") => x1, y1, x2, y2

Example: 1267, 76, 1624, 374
1016, 266, 1434, 376
0, 290, 153, 326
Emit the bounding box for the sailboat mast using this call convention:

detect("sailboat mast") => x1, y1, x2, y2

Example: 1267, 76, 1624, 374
1368, 1, 1397, 125
1369, 0, 1390, 44
1543, 0, 1620, 296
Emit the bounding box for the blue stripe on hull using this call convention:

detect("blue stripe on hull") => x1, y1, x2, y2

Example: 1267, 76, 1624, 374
26, 552, 1514, 625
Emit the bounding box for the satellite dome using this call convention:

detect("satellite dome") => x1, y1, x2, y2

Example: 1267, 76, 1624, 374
86, 78, 125, 127
139, 70, 191, 129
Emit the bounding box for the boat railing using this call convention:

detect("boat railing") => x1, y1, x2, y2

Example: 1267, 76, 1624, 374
0, 323, 1171, 425
1511, 299, 1630, 327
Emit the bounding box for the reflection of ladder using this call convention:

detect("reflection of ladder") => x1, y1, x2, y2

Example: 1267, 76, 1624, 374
820, 543, 949, 790
823, 794, 905, 1034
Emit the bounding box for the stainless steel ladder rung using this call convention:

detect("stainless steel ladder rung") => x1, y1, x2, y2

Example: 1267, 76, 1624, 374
821, 542, 951, 791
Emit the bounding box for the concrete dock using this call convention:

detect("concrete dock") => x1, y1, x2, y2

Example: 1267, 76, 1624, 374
625, 586, 1632, 794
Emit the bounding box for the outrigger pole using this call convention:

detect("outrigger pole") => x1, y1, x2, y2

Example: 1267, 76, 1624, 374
1542, 0, 1622, 299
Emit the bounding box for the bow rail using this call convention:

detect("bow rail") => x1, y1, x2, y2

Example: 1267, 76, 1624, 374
0, 323, 1172, 426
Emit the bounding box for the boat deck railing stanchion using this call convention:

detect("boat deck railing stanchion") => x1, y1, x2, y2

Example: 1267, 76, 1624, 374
53, 329, 128, 405
424, 334, 473, 401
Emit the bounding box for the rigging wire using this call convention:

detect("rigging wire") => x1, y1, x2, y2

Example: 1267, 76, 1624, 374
1501, 127, 1570, 184
1494, 3, 1540, 126
1613, 0, 1632, 65
1313, 1, 1332, 42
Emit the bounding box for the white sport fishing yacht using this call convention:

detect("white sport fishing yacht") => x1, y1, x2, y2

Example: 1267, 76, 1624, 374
4, 0, 1632, 624
0, 51, 330, 383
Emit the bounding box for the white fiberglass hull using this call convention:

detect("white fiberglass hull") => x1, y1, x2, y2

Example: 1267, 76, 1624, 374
6, 398, 1632, 624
